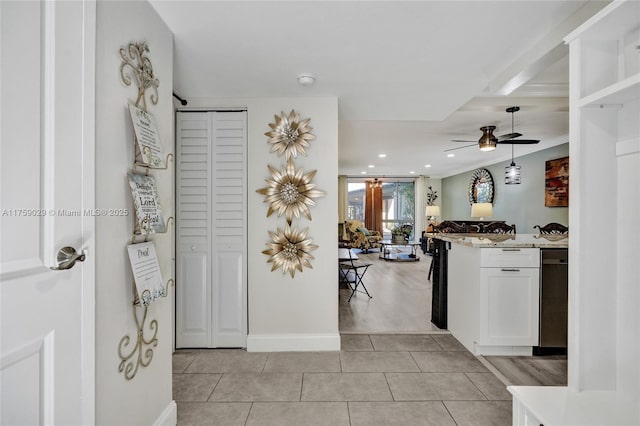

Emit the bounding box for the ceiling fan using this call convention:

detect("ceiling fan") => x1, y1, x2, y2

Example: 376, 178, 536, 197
445, 106, 540, 152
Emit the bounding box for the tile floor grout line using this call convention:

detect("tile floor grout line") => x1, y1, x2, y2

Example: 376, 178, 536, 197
441, 400, 461, 426
299, 372, 305, 402
181, 352, 199, 373
462, 372, 490, 401
382, 372, 397, 402
205, 373, 224, 402
243, 402, 254, 426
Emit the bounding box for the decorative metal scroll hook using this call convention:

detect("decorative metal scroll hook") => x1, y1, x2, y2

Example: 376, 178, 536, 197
50, 246, 86, 271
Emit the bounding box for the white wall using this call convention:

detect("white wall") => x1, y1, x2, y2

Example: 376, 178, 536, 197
96, 2, 175, 425
185, 97, 340, 351
441, 144, 569, 232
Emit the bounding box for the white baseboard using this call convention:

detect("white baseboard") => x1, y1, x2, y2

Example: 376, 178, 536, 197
246, 333, 340, 352
474, 344, 532, 356
153, 400, 177, 426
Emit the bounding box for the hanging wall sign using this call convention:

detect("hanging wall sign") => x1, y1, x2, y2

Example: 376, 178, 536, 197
128, 173, 166, 234
128, 103, 165, 168
127, 241, 166, 306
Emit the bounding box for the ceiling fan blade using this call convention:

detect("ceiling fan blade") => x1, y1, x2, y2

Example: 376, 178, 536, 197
451, 139, 477, 143
444, 144, 477, 152
497, 132, 522, 141
497, 139, 540, 144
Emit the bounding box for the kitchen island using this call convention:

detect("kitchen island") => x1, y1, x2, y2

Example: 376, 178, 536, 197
429, 233, 568, 356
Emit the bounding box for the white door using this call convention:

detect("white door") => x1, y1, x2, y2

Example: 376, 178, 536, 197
0, 1, 95, 424
176, 111, 247, 348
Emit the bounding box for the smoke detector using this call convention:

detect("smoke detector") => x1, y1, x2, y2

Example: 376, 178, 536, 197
297, 74, 315, 86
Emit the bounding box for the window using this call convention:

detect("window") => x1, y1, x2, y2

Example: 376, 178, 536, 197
381, 181, 415, 239
347, 182, 365, 221
346, 179, 415, 239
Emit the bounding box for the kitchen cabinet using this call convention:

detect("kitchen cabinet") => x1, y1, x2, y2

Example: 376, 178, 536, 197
479, 250, 540, 348
436, 235, 562, 356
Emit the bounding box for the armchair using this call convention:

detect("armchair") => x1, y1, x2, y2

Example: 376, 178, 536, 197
344, 220, 382, 253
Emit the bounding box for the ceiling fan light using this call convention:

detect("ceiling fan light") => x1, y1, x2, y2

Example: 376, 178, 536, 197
478, 126, 497, 151
505, 162, 521, 184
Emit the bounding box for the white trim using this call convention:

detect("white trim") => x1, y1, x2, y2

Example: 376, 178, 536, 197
1, 332, 55, 425
80, 1, 96, 425
616, 137, 640, 157
246, 333, 341, 352
153, 400, 177, 426
0, 257, 48, 281
41, 0, 56, 267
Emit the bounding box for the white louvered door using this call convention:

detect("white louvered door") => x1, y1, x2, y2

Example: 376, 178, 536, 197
176, 111, 247, 348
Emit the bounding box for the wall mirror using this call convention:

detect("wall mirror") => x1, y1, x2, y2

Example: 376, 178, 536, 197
468, 168, 494, 204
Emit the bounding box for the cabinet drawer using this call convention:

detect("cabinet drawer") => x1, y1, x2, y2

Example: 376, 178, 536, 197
480, 248, 540, 268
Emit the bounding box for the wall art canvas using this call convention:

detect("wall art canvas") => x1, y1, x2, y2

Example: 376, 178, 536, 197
545, 156, 569, 207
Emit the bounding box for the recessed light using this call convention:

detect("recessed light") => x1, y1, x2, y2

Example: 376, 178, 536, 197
361, 171, 367, 174
409, 171, 415, 174
368, 164, 375, 168
425, 164, 432, 168
378, 154, 386, 158
447, 154, 455, 158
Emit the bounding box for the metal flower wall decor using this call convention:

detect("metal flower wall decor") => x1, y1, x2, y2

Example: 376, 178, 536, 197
262, 224, 319, 278
256, 158, 325, 224
265, 110, 316, 160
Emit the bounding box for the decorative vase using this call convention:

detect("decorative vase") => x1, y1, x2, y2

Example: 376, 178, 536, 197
392, 235, 405, 244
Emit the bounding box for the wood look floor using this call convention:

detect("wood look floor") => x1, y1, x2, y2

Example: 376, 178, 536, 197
339, 250, 443, 334
482, 355, 568, 387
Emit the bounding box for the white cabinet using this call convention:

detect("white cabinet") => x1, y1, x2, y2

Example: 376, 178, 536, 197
479, 267, 539, 347
447, 244, 541, 356
478, 248, 539, 353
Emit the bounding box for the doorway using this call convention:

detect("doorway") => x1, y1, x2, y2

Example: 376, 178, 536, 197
340, 177, 439, 334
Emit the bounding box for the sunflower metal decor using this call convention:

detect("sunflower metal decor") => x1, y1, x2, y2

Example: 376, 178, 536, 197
263, 224, 319, 278
265, 110, 316, 159
256, 158, 325, 224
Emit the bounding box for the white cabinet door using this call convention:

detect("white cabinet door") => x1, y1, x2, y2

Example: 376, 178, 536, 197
479, 267, 540, 346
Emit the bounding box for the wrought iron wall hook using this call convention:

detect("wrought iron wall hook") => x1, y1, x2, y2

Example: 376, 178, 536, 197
119, 41, 159, 110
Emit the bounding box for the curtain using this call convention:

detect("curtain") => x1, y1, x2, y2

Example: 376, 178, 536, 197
337, 175, 349, 240
415, 176, 427, 234
364, 181, 382, 232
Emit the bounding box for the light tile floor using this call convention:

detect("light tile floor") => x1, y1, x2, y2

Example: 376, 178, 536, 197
174, 334, 511, 426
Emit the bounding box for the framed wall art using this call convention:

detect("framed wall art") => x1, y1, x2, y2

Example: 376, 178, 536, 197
545, 156, 569, 207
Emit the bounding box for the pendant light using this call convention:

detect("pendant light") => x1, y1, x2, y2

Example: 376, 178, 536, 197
504, 108, 521, 184
505, 144, 521, 184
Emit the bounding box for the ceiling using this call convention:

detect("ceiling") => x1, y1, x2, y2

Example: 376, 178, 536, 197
151, 0, 609, 178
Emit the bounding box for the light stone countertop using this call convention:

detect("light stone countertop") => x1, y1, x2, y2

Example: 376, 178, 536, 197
428, 233, 568, 248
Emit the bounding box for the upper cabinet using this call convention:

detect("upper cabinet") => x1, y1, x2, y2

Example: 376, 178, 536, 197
565, 0, 640, 106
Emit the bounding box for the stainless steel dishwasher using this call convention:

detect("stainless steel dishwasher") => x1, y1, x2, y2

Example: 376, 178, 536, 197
534, 248, 568, 355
